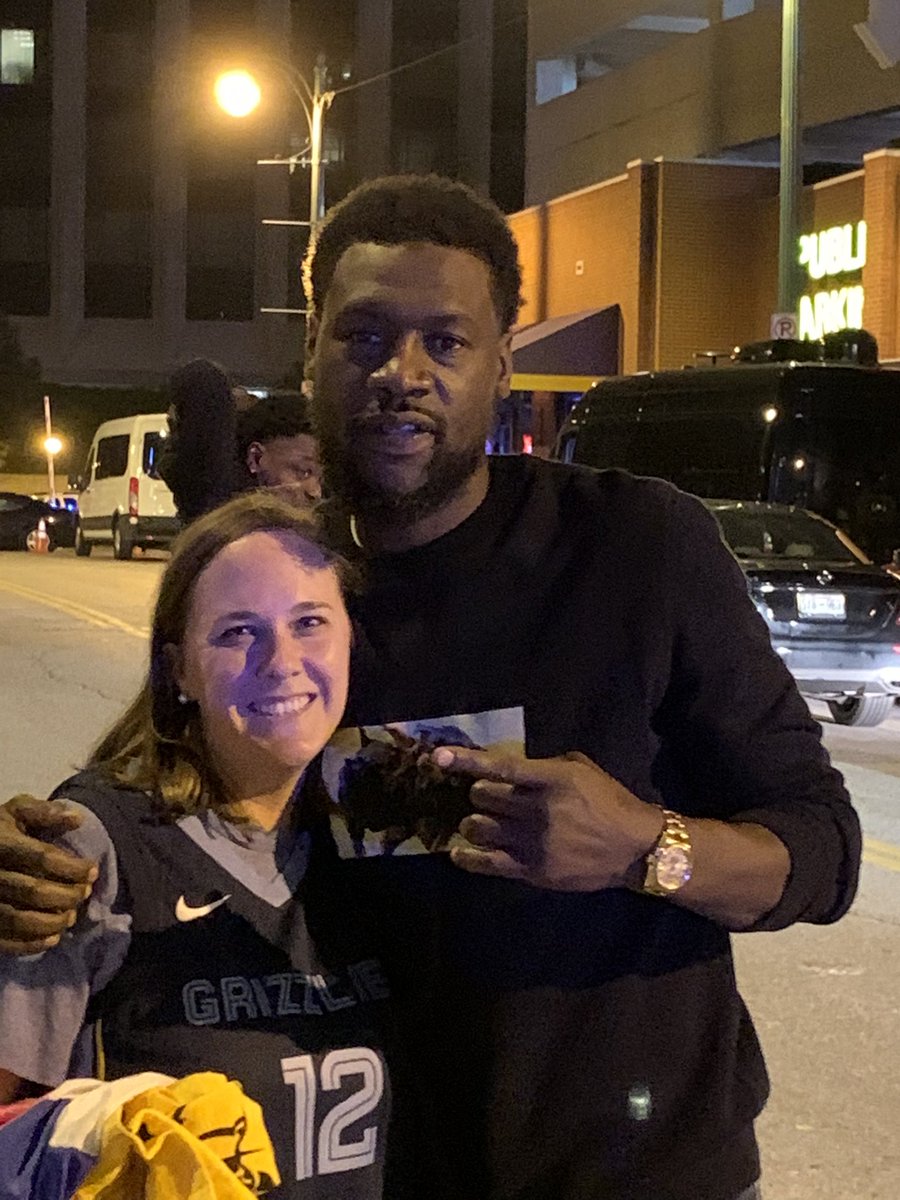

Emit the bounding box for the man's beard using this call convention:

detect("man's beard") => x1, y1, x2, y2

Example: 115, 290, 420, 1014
317, 418, 485, 526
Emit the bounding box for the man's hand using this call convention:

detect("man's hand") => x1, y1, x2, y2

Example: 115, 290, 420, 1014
0, 796, 97, 955
432, 747, 662, 891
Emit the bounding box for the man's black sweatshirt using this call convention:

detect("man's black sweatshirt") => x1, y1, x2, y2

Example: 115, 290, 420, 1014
338, 455, 860, 1200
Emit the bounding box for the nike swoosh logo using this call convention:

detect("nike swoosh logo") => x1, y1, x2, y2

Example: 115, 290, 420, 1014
175, 894, 231, 922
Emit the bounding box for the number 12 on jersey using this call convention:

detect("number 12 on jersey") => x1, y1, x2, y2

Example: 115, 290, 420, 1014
282, 1047, 385, 1180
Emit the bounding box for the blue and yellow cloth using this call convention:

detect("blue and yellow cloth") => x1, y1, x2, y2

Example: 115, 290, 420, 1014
0, 1072, 279, 1200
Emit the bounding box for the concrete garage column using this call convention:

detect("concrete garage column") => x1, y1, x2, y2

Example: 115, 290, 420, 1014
355, 0, 393, 179
152, 0, 190, 360
457, 0, 493, 196
49, 0, 86, 350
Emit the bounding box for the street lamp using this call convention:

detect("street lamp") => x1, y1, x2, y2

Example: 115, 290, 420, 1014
41, 395, 61, 503
42, 436, 62, 504
214, 54, 334, 238
214, 69, 261, 118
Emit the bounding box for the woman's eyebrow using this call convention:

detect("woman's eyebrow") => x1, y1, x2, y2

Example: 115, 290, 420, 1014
210, 601, 335, 624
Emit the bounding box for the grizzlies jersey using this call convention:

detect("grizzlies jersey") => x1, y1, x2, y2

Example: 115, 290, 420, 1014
64, 773, 395, 1200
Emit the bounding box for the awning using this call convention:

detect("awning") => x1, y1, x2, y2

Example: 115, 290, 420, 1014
511, 306, 621, 392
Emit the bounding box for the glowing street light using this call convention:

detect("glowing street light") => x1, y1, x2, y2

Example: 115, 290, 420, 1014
214, 69, 262, 118
41, 395, 62, 503
214, 55, 333, 238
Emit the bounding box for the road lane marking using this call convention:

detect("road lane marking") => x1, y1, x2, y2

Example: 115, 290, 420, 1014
863, 837, 900, 875
0, 580, 149, 640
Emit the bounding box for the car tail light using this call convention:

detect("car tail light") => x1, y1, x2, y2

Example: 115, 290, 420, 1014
128, 476, 139, 517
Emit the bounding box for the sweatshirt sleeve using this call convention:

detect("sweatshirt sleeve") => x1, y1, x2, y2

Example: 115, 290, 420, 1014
660, 489, 862, 931
0, 804, 132, 1087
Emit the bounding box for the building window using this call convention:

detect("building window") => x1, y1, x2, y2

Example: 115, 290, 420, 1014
1, 29, 35, 84
0, 205, 49, 315
535, 54, 611, 106
535, 58, 576, 105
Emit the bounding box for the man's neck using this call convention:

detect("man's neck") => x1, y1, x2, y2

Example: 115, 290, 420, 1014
356, 461, 491, 554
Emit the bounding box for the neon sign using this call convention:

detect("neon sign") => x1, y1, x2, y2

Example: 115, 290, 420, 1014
797, 220, 866, 341
799, 221, 866, 279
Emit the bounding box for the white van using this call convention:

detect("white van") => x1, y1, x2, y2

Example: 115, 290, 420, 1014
74, 414, 179, 559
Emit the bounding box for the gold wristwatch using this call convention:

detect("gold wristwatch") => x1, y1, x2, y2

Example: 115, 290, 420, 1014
643, 809, 693, 896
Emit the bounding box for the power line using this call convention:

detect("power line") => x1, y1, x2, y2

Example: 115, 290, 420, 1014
329, 11, 527, 99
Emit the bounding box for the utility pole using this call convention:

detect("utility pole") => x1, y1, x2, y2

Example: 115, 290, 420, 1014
308, 54, 332, 237
777, 0, 802, 315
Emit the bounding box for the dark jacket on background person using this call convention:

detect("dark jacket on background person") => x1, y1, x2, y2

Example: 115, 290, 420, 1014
157, 360, 242, 524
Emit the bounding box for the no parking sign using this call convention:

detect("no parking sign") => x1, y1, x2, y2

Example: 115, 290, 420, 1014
770, 312, 799, 339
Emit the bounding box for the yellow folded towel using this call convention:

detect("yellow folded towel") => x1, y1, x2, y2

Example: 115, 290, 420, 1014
75, 1071, 280, 1200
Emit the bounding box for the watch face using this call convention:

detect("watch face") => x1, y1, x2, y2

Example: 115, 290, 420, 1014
653, 846, 692, 891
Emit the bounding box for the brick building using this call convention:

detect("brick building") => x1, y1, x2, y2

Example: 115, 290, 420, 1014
505, 0, 900, 453
510, 149, 900, 378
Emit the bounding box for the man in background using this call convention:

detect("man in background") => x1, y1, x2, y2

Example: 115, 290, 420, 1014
236, 392, 322, 502
158, 360, 321, 521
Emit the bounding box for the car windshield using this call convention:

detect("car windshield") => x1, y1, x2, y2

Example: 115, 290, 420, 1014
713, 507, 862, 563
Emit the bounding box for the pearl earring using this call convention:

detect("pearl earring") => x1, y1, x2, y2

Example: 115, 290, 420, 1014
178, 692, 189, 705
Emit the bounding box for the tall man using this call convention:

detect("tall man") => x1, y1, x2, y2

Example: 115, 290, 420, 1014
0, 175, 860, 1200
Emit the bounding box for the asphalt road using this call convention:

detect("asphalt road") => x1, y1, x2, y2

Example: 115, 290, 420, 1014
1, 547, 898, 1198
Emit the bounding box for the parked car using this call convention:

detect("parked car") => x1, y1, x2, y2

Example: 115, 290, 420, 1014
73, 414, 179, 559
0, 492, 76, 551
707, 500, 900, 727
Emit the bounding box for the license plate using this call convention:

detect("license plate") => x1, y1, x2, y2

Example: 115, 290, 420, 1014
797, 591, 846, 619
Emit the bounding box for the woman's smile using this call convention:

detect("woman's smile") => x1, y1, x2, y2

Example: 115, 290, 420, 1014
244, 692, 318, 719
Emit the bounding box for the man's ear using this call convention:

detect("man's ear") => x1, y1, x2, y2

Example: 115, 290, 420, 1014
305, 313, 320, 384
496, 331, 513, 401
246, 441, 264, 476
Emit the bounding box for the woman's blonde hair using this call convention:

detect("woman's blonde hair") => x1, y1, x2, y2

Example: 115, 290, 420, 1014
88, 491, 350, 816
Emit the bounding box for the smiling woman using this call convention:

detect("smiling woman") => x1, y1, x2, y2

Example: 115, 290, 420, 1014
168, 526, 350, 828
89, 493, 353, 820
0, 492, 410, 1198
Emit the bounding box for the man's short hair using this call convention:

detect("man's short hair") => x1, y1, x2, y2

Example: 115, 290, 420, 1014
235, 394, 315, 460
304, 174, 523, 332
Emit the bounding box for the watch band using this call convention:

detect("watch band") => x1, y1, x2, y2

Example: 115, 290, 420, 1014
643, 808, 693, 896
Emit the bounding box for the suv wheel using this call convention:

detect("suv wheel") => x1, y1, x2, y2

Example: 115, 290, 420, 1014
74, 521, 92, 557
112, 518, 133, 561
827, 695, 895, 728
